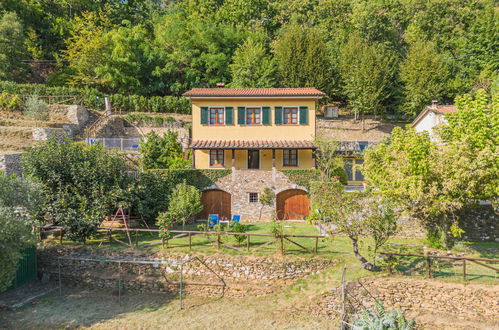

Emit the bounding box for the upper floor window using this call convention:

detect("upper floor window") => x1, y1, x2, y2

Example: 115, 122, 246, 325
283, 107, 298, 125
209, 107, 224, 125
246, 107, 261, 125
209, 149, 225, 167
283, 149, 298, 166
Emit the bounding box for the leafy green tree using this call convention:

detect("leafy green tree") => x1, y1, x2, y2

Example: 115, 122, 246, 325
339, 33, 398, 120
363, 122, 497, 248
228, 37, 277, 88
310, 181, 397, 270
314, 135, 348, 184
22, 137, 133, 242
0, 172, 41, 292
0, 12, 28, 81
140, 131, 190, 170
164, 182, 203, 229
400, 40, 448, 117
272, 24, 332, 92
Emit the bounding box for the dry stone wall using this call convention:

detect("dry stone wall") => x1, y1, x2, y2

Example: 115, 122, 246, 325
38, 247, 335, 297
0, 153, 22, 176
313, 276, 499, 329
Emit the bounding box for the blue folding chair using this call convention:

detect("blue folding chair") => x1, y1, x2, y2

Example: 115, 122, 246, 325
231, 215, 241, 224
208, 214, 219, 227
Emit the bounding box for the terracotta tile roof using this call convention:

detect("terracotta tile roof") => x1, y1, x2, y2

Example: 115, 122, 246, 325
412, 105, 458, 127
183, 88, 326, 97
190, 140, 316, 149
426, 105, 458, 114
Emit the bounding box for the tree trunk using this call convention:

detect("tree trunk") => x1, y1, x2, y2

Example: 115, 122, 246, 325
350, 235, 377, 271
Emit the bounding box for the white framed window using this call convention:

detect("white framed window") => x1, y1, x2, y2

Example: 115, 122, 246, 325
209, 150, 225, 167
283, 107, 298, 125
209, 107, 225, 125
249, 192, 259, 203
283, 149, 298, 166
245, 107, 262, 125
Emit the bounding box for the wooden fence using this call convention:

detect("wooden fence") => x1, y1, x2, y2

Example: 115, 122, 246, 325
381, 252, 498, 281
97, 228, 326, 255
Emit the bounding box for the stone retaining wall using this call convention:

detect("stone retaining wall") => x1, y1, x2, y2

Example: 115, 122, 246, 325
0, 153, 22, 176
38, 247, 335, 297
313, 276, 498, 329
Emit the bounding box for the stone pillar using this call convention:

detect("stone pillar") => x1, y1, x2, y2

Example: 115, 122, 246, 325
231, 149, 236, 181
272, 149, 276, 183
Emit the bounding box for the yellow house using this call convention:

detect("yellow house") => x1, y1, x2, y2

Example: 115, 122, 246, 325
183, 88, 325, 170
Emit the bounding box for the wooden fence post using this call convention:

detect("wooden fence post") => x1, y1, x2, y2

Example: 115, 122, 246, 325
424, 250, 431, 278
314, 237, 318, 255
280, 235, 284, 255
217, 234, 221, 250
135, 230, 139, 248
462, 259, 466, 281
189, 232, 192, 250
246, 235, 250, 251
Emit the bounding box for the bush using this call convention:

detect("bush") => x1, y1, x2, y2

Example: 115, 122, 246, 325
231, 222, 249, 245
353, 301, 414, 330
0, 92, 24, 111
156, 210, 176, 239
24, 95, 49, 120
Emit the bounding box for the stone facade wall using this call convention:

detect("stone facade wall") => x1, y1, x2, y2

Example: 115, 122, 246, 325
208, 169, 308, 221
313, 276, 499, 329
37, 247, 335, 297
0, 153, 22, 176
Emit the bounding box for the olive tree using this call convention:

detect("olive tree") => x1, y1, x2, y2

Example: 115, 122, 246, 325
310, 181, 397, 270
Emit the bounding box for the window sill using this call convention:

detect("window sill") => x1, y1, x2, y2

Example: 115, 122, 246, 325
209, 165, 226, 168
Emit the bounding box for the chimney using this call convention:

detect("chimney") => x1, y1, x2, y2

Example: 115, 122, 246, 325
216, 82, 225, 88
431, 100, 438, 109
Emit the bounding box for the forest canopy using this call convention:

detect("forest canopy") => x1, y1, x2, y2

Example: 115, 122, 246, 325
1, 0, 497, 118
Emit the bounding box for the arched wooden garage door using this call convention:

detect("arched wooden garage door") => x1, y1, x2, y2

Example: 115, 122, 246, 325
276, 189, 310, 220
199, 189, 231, 219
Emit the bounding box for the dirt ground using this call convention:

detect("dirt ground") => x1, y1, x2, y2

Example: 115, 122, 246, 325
0, 286, 334, 329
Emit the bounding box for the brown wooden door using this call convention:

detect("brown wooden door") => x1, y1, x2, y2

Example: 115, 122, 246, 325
276, 189, 310, 220
199, 189, 231, 219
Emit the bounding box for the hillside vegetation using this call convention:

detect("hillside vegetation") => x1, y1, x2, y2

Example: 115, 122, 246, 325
0, 0, 497, 118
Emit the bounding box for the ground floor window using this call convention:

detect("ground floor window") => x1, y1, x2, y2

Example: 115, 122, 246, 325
283, 149, 298, 166
209, 150, 224, 167
344, 158, 364, 181
249, 192, 259, 203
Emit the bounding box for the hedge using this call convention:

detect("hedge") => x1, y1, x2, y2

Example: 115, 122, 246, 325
0, 81, 191, 114
280, 168, 347, 190
134, 169, 231, 223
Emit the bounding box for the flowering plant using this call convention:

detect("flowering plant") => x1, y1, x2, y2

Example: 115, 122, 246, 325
156, 210, 176, 239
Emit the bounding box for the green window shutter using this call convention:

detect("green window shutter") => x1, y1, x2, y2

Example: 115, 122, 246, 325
237, 107, 246, 125
275, 106, 282, 125
225, 107, 233, 125
299, 106, 308, 125
201, 107, 209, 125
262, 107, 271, 125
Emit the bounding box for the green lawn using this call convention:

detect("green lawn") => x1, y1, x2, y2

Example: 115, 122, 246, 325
43, 221, 498, 285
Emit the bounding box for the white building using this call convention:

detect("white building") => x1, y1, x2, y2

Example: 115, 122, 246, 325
412, 101, 457, 141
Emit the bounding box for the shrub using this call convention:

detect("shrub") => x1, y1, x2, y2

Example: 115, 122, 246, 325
231, 222, 249, 245
352, 301, 414, 330
24, 95, 49, 120
0, 92, 24, 111
139, 131, 190, 169
156, 210, 176, 239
